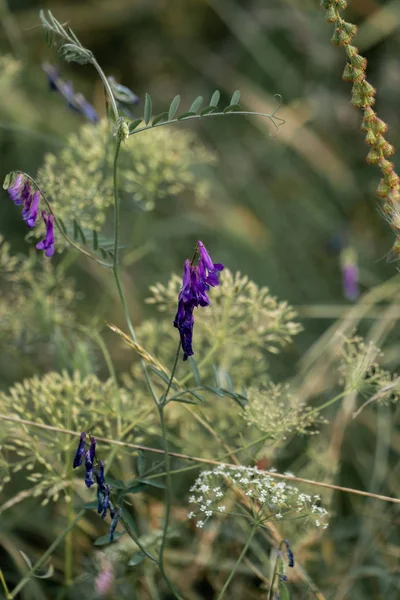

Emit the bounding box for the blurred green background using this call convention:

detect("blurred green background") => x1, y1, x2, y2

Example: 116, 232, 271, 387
1, 1, 400, 599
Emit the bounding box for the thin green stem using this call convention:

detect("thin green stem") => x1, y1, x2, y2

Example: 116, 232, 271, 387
64, 396, 74, 588
10, 510, 85, 598
111, 140, 159, 405
0, 568, 11, 600
91, 58, 119, 122
110, 138, 183, 599
216, 522, 258, 600
157, 406, 173, 568
267, 550, 280, 600
307, 389, 349, 418
162, 343, 181, 405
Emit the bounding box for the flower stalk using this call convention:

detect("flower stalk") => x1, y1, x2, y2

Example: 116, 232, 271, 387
321, 0, 400, 256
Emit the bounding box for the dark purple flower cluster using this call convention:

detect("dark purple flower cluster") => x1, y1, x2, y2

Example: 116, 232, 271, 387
7, 174, 55, 257
73, 433, 120, 541
42, 62, 99, 123
174, 241, 224, 361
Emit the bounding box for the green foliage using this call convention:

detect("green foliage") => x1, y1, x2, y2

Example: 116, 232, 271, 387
0, 371, 156, 503
34, 119, 216, 249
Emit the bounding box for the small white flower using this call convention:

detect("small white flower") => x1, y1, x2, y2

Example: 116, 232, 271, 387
196, 520, 205, 528
188, 512, 194, 519
218, 505, 226, 512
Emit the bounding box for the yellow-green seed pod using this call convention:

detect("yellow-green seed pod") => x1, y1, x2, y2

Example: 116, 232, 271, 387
379, 158, 394, 174
365, 130, 376, 146
376, 178, 390, 198
366, 147, 381, 164
325, 6, 337, 22
385, 170, 399, 188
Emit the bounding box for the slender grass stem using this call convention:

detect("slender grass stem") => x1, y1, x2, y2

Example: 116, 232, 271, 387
0, 568, 11, 599
216, 522, 258, 600
10, 510, 85, 598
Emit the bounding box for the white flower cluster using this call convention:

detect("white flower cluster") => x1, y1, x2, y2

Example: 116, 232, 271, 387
187, 464, 328, 529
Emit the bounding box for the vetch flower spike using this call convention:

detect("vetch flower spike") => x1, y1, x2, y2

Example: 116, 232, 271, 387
72, 432, 87, 468
36, 211, 55, 257
174, 241, 224, 360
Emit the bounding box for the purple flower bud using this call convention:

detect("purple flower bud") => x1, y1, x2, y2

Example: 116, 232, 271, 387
84, 437, 96, 488
100, 484, 111, 519
73, 432, 87, 468
36, 211, 55, 257
22, 190, 40, 228
8, 174, 25, 205
197, 240, 224, 287
95, 459, 105, 491
109, 507, 121, 542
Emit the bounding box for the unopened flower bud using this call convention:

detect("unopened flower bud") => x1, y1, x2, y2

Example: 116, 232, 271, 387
366, 147, 381, 164
376, 179, 390, 198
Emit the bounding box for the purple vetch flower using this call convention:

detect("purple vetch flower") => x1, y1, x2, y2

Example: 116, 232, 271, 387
109, 508, 121, 542
340, 247, 359, 301
95, 459, 105, 491
100, 484, 112, 519
8, 174, 25, 204
36, 211, 55, 257
73, 432, 87, 468
22, 190, 40, 228
197, 240, 224, 287
42, 62, 99, 123
284, 539, 295, 568
74, 93, 99, 123
84, 437, 97, 488
174, 242, 224, 361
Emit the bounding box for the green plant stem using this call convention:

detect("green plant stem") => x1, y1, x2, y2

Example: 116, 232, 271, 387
92, 57, 119, 122
111, 140, 159, 405
111, 139, 183, 600
10, 510, 85, 599
267, 550, 280, 600
216, 522, 258, 600
162, 343, 181, 405
307, 389, 349, 418
0, 568, 11, 600
64, 398, 74, 588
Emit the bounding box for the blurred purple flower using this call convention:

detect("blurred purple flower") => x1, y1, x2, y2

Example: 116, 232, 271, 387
42, 62, 99, 123
340, 247, 359, 301
95, 558, 114, 597
36, 211, 55, 257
